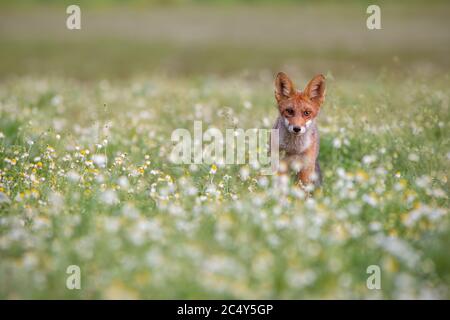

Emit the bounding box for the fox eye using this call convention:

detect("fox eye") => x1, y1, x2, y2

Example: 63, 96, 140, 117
303, 110, 311, 117
285, 108, 294, 116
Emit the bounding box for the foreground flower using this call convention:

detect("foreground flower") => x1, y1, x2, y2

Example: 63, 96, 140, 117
100, 190, 119, 205
0, 192, 11, 204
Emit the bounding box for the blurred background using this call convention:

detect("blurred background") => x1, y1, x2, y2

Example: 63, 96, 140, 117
1, 0, 449, 80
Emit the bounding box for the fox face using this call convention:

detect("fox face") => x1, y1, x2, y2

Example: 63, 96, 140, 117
275, 72, 326, 135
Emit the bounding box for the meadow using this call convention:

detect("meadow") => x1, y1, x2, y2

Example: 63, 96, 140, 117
0, 1, 449, 299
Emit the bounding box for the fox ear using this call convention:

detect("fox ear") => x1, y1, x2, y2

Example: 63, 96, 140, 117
275, 72, 295, 102
304, 74, 326, 105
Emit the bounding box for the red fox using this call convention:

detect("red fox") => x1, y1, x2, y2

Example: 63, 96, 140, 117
272, 72, 326, 188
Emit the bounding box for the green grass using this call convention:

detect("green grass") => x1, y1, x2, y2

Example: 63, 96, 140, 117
0, 73, 448, 299
1, 39, 449, 80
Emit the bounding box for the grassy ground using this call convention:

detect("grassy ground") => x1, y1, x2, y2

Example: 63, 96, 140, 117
0, 2, 449, 299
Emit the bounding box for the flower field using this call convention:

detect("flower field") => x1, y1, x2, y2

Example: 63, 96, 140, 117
0, 72, 449, 298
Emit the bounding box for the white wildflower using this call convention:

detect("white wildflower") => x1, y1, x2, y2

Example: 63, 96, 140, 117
118, 176, 129, 190
239, 166, 250, 181
415, 175, 431, 189
362, 154, 377, 165
92, 154, 107, 168
362, 194, 377, 207
100, 190, 119, 205
0, 192, 11, 204
333, 138, 342, 148
408, 153, 419, 162
67, 170, 80, 182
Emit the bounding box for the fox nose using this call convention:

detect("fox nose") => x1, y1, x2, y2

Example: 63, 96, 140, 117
293, 126, 301, 133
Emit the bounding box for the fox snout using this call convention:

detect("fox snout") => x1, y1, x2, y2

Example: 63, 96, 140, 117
292, 126, 303, 134
284, 118, 313, 135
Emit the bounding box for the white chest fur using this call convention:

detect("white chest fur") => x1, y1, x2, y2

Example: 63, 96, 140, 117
273, 117, 317, 156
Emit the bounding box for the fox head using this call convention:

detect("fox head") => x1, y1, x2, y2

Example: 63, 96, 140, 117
275, 72, 326, 135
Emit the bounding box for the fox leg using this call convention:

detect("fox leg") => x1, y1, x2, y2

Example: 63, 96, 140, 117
298, 161, 322, 187
297, 163, 316, 186
314, 161, 322, 186
296, 140, 320, 187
